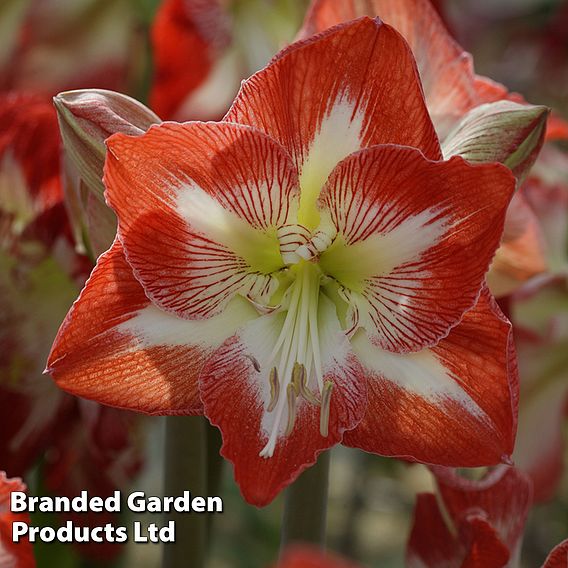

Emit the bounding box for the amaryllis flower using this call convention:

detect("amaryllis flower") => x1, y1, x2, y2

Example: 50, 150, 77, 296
407, 465, 568, 568
0, 472, 35, 568
407, 466, 532, 568
48, 18, 518, 506
507, 146, 568, 502
0, 89, 142, 563
299, 0, 559, 296
300, 0, 567, 141
150, 0, 306, 120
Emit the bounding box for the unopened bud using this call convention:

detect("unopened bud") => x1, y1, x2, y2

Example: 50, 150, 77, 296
54, 89, 160, 257
54, 89, 161, 199
442, 101, 549, 185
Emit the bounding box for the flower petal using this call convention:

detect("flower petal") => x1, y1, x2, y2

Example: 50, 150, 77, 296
407, 465, 532, 568
432, 466, 532, 554
226, 17, 440, 228
0, 472, 35, 568
47, 239, 256, 414
200, 294, 366, 506
149, 0, 234, 120
344, 289, 518, 466
543, 539, 568, 568
299, 0, 479, 137
319, 144, 515, 352
104, 121, 298, 319
406, 493, 509, 568
486, 192, 547, 298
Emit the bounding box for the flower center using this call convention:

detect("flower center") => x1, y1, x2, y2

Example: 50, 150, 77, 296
259, 261, 334, 458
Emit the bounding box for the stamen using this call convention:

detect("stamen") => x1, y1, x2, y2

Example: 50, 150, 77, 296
267, 367, 280, 412
293, 362, 320, 406
258, 262, 327, 459
247, 355, 261, 372
285, 383, 297, 435
291, 363, 303, 396
319, 380, 334, 437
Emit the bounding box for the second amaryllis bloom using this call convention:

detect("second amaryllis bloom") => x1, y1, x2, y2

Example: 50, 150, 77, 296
47, 17, 518, 506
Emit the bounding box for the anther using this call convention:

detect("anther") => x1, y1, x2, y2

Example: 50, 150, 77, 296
246, 355, 261, 372
293, 362, 320, 406
319, 380, 334, 437
291, 363, 302, 396
285, 383, 297, 435
267, 367, 280, 412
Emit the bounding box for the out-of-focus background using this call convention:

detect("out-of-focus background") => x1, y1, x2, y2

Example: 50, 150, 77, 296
1, 0, 566, 566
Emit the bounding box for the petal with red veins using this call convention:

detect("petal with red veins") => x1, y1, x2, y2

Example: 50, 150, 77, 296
344, 289, 518, 466
200, 294, 366, 506
406, 493, 510, 568
104, 121, 298, 319
543, 539, 568, 568
407, 466, 532, 568
319, 145, 515, 352
226, 17, 440, 229
299, 0, 478, 137
432, 466, 532, 555
47, 239, 257, 415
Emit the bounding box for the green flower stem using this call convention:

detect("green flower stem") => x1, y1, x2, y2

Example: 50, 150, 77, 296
280, 451, 330, 551
162, 416, 207, 568
205, 421, 224, 545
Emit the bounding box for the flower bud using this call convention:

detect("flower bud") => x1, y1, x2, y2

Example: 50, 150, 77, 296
54, 89, 161, 199
54, 89, 160, 257
442, 101, 549, 185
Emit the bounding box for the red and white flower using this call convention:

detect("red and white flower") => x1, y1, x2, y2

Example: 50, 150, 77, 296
150, 0, 305, 121
48, 18, 518, 506
0, 472, 35, 568
407, 466, 532, 568
299, 0, 561, 296
407, 465, 568, 568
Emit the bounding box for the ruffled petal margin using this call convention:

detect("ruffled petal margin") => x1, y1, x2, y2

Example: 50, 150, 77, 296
104, 121, 298, 319
345, 289, 518, 466
226, 16, 441, 214
320, 144, 515, 352
200, 306, 367, 506
47, 240, 255, 414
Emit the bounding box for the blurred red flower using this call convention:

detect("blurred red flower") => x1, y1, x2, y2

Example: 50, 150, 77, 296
0, 472, 35, 568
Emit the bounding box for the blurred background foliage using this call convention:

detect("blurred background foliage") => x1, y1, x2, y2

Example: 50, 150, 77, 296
1, 0, 566, 566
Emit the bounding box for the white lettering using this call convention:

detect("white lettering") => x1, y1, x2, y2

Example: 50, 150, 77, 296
10, 492, 27, 512
12, 522, 28, 542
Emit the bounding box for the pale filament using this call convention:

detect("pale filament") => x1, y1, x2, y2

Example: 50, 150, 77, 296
259, 263, 328, 458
